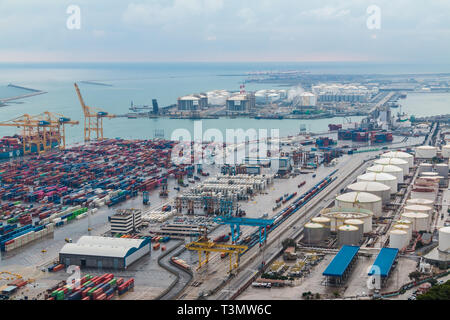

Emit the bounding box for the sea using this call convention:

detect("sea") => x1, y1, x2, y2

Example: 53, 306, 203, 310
0, 62, 449, 145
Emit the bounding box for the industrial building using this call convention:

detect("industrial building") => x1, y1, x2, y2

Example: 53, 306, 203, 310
177, 94, 208, 111
110, 209, 142, 234
323, 245, 360, 286
368, 248, 399, 287
226, 93, 255, 112
59, 236, 151, 269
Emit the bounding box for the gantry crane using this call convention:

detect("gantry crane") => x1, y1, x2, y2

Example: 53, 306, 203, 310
74, 82, 115, 142
0, 112, 78, 155
185, 226, 248, 273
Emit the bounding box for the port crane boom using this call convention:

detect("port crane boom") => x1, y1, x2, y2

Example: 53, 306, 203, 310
74, 82, 115, 142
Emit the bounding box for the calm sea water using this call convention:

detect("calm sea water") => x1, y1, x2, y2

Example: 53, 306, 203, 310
0, 62, 448, 144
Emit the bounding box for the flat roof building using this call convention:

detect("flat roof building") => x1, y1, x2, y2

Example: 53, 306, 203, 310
59, 236, 150, 270
110, 209, 142, 234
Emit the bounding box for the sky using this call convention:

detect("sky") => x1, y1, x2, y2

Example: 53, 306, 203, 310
0, 0, 449, 63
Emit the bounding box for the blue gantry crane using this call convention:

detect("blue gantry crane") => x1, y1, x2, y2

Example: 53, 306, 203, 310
213, 216, 274, 246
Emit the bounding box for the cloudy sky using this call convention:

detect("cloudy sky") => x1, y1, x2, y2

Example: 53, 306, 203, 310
0, 0, 449, 63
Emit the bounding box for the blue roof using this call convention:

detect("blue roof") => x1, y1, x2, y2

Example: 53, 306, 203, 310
323, 245, 360, 277
368, 248, 398, 277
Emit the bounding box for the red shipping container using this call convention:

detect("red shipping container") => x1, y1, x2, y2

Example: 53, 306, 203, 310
95, 293, 106, 300
82, 296, 90, 300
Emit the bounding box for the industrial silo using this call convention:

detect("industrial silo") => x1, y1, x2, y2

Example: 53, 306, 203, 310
357, 172, 398, 194
441, 145, 450, 159
389, 229, 408, 250
367, 164, 404, 183
381, 151, 414, 168
438, 227, 450, 253
416, 146, 437, 159
393, 224, 411, 241
337, 225, 361, 247
311, 216, 331, 229
401, 212, 430, 232
335, 192, 382, 217
374, 157, 409, 175
347, 181, 391, 204
321, 207, 373, 233
344, 219, 365, 239
303, 223, 327, 244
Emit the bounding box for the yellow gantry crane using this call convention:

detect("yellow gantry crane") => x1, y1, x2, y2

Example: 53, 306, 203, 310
74, 82, 115, 142
0, 111, 78, 155
185, 226, 248, 274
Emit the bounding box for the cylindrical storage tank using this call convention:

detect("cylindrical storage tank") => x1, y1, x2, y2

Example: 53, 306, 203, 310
303, 223, 328, 244
442, 145, 450, 158
421, 171, 438, 178
435, 163, 449, 178
335, 192, 382, 217
357, 172, 398, 194
347, 181, 391, 204
389, 229, 408, 250
374, 158, 409, 175
407, 198, 434, 207
344, 219, 365, 239
438, 226, 450, 253
321, 207, 373, 233
396, 219, 413, 239
401, 212, 429, 232
404, 204, 433, 215
311, 216, 331, 229
367, 164, 404, 183
393, 224, 411, 241
381, 151, 414, 168
337, 225, 361, 247
416, 146, 437, 159
419, 163, 433, 174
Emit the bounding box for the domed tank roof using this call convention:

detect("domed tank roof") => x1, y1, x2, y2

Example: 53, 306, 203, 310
407, 198, 434, 206
358, 172, 397, 181
347, 181, 390, 192
402, 212, 429, 219
311, 217, 331, 223
304, 222, 324, 229
338, 225, 359, 231
381, 151, 413, 159
375, 158, 408, 166
367, 164, 403, 173
336, 192, 381, 203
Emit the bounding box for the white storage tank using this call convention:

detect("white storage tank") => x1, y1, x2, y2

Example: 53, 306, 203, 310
442, 145, 450, 159
335, 192, 382, 217
374, 158, 409, 175
438, 226, 450, 253
347, 181, 391, 204
367, 164, 404, 183
311, 216, 331, 229
411, 188, 437, 202
393, 224, 411, 241
407, 198, 434, 207
404, 204, 433, 215
416, 146, 437, 159
401, 212, 429, 232
381, 151, 414, 168
337, 225, 361, 247
344, 219, 365, 239
389, 229, 408, 250
396, 219, 413, 239
303, 223, 328, 244
357, 172, 398, 194
321, 207, 373, 232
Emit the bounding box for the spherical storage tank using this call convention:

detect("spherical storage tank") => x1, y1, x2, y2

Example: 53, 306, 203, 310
367, 164, 404, 183
389, 229, 408, 250
415, 146, 437, 159
338, 225, 361, 247
401, 212, 429, 232
321, 207, 373, 232
442, 145, 450, 158
438, 227, 450, 253
374, 158, 409, 175
357, 172, 398, 194
381, 151, 414, 168
335, 192, 382, 217
347, 181, 391, 204
303, 223, 328, 244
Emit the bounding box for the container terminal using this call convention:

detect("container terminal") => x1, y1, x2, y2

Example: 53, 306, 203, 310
0, 84, 449, 301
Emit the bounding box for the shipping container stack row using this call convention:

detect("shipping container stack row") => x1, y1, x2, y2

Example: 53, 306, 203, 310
47, 273, 135, 300
0, 223, 54, 252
